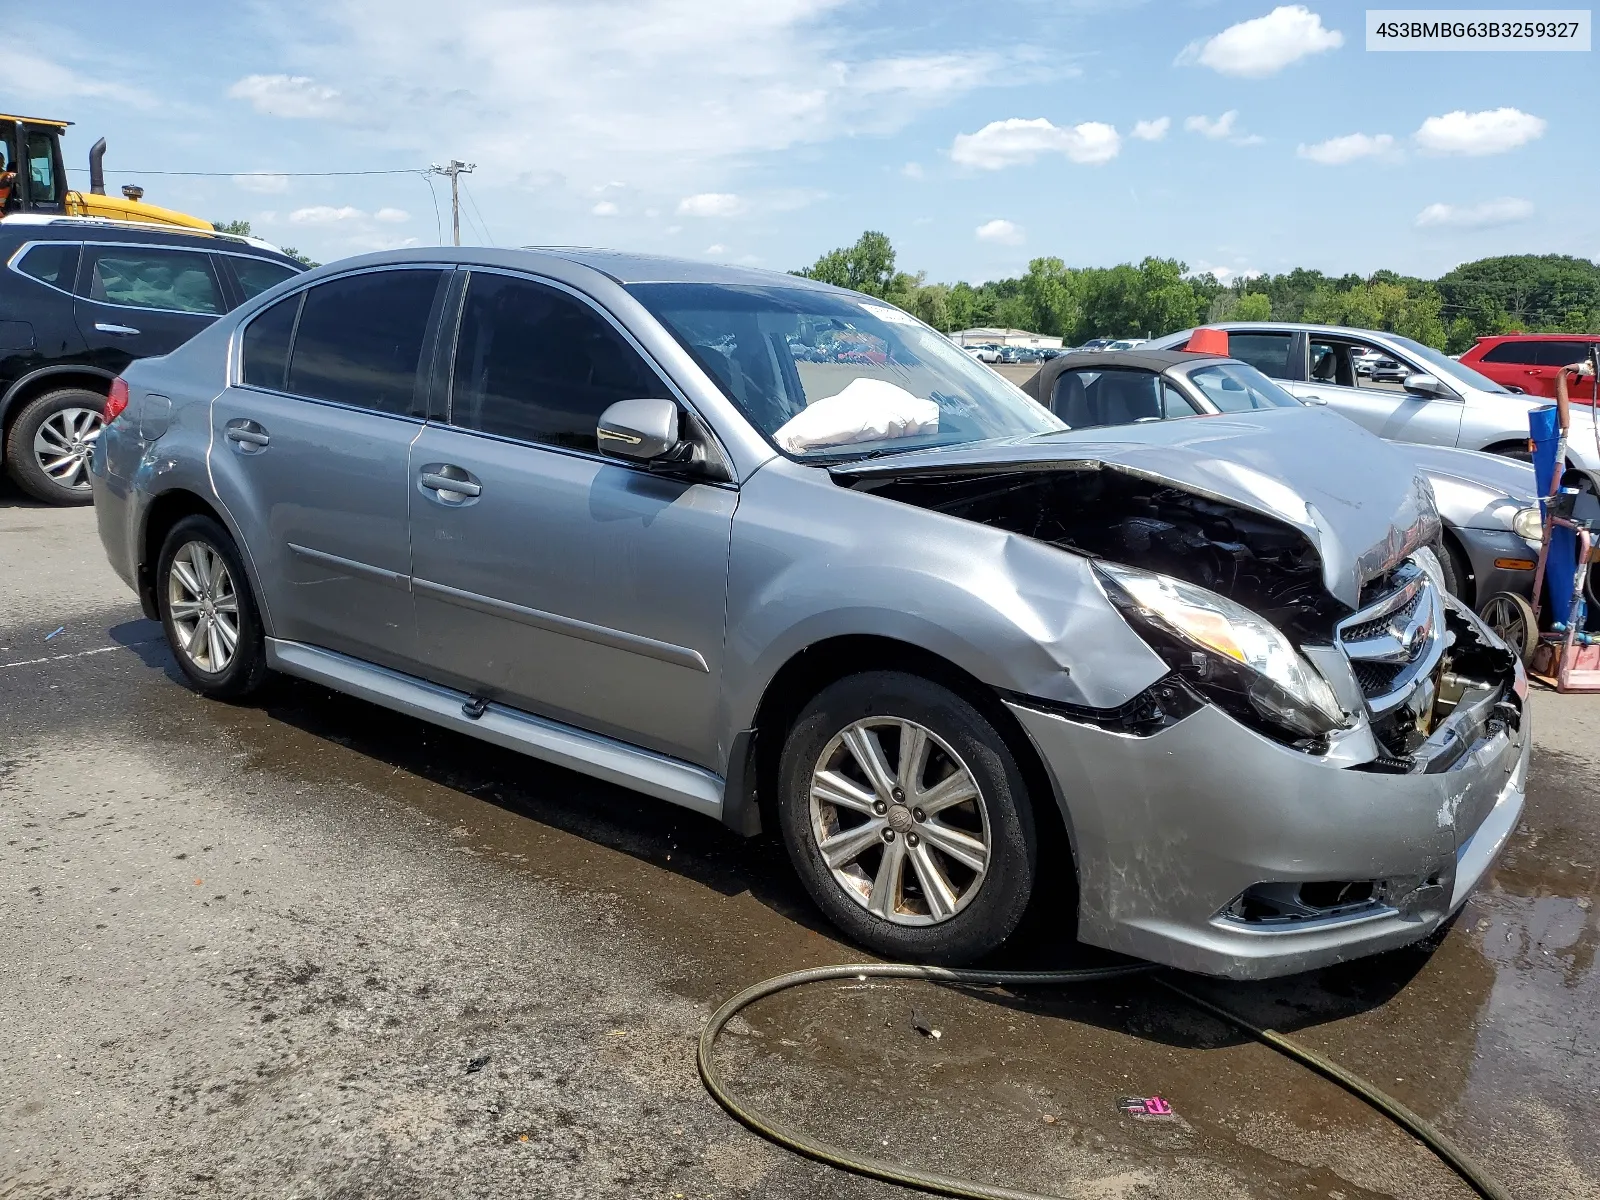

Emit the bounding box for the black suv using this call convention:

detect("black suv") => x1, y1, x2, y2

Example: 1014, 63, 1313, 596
1, 216, 305, 504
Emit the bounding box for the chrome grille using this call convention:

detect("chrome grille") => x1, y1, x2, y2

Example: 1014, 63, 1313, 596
1335, 561, 1446, 714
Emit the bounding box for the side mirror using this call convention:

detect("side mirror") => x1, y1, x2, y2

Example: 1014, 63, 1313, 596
1403, 372, 1451, 399
597, 398, 681, 462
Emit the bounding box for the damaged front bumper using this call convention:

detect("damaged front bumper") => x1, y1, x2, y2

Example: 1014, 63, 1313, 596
1006, 635, 1529, 980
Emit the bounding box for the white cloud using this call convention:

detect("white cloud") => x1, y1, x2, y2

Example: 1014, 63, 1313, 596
228, 74, 343, 119
374, 207, 410, 223
975, 219, 1024, 245
1415, 108, 1546, 156
1192, 262, 1265, 284
1415, 198, 1534, 230
9, 53, 152, 109
1185, 111, 1239, 140
677, 192, 744, 217
1131, 117, 1170, 142
703, 243, 727, 255
1178, 5, 1343, 77
592, 200, 620, 216
289, 205, 366, 224
951, 118, 1121, 169
1297, 132, 1395, 164
902, 161, 925, 180
233, 173, 291, 194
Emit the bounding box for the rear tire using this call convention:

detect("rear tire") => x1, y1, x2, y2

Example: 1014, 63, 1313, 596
776, 671, 1038, 965
4, 388, 105, 505
157, 515, 270, 699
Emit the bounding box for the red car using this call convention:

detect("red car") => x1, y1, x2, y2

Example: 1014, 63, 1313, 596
1459, 334, 1600, 404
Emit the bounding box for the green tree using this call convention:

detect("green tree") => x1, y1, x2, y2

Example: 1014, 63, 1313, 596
795, 230, 899, 298
1019, 257, 1080, 338
1234, 291, 1272, 321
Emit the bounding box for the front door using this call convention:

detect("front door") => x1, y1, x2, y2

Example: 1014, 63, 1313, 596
72, 242, 225, 374
1286, 335, 1465, 447
209, 267, 448, 673
407, 270, 735, 767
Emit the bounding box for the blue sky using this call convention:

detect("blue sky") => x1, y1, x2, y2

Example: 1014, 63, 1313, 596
18, 1, 1598, 282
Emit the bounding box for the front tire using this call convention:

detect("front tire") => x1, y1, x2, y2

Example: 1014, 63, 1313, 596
4, 388, 105, 505
777, 671, 1038, 965
157, 515, 269, 699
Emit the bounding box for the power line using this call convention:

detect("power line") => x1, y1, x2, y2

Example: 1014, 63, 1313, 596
421, 173, 443, 246
66, 167, 427, 178
462, 179, 494, 246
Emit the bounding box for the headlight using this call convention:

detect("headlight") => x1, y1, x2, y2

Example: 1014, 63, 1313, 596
1511, 507, 1544, 544
1095, 561, 1347, 739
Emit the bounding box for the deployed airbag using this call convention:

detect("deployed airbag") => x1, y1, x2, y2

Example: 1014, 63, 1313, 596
775, 379, 938, 453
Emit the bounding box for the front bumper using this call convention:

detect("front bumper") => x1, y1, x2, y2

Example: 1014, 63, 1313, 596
1457, 527, 1539, 604
1007, 672, 1529, 979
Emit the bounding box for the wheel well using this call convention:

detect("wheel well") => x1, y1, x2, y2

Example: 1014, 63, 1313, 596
747, 635, 1073, 868
1439, 527, 1476, 609
1480, 439, 1529, 458
1, 370, 113, 439
136, 490, 226, 618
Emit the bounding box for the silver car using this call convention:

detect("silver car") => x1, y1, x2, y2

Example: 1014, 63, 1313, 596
90, 250, 1529, 978
1150, 321, 1600, 489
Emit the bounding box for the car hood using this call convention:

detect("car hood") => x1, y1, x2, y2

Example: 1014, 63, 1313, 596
1405, 443, 1536, 501
831, 407, 1440, 609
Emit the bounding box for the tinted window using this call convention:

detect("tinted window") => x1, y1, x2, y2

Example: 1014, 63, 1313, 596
233, 257, 299, 301
1480, 341, 1541, 365
1051, 368, 1163, 428
288, 269, 443, 416
242, 292, 301, 391
1188, 362, 1301, 412
1227, 333, 1293, 379
451, 273, 668, 452
1534, 340, 1597, 367
85, 247, 221, 314
15, 242, 79, 289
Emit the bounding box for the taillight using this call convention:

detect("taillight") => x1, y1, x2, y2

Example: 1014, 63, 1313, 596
104, 377, 130, 423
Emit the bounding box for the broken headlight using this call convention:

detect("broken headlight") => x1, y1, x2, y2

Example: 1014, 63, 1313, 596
1095, 561, 1347, 739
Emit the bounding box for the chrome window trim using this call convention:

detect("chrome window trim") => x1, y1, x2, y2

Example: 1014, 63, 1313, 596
5, 240, 82, 299
440, 264, 738, 482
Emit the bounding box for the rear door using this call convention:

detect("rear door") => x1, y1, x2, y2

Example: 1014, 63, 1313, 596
72, 242, 224, 373
1535, 340, 1600, 404
1287, 334, 1464, 447
407, 268, 736, 766
1465, 340, 1542, 394
209, 266, 449, 673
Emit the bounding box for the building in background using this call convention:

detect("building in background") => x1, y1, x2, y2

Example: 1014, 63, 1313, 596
950, 327, 1063, 349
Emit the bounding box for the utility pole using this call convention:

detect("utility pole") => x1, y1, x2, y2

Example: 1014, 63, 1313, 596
428, 159, 476, 245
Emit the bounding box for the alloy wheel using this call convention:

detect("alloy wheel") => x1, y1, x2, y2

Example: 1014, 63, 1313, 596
32, 407, 103, 493
808, 716, 991, 925
168, 541, 240, 674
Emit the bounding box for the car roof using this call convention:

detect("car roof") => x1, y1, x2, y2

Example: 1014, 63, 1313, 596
522, 246, 848, 291
1472, 332, 1600, 341
0, 214, 299, 262
1023, 348, 1229, 401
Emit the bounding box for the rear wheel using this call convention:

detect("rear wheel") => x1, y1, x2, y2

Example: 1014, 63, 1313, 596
157, 515, 270, 699
777, 671, 1038, 965
1479, 592, 1538, 664
4, 388, 105, 505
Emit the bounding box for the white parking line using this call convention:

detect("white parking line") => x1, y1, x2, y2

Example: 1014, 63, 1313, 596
0, 644, 138, 670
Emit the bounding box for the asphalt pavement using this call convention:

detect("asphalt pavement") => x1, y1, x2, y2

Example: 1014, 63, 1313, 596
3, 491, 1597, 1200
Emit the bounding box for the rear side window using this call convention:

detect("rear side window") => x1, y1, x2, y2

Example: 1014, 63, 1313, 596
1534, 340, 1597, 367
232, 257, 299, 302
450, 272, 668, 452
1051, 368, 1168, 428
1227, 333, 1293, 379
287, 269, 444, 416
14, 242, 79, 290
84, 246, 222, 314
1479, 341, 1541, 365
241, 292, 301, 391
1189, 362, 1300, 412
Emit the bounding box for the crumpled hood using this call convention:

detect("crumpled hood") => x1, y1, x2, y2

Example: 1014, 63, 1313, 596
832, 407, 1441, 609
1404, 443, 1537, 502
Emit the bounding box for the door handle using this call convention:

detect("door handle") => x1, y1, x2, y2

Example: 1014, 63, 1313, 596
1301, 393, 1329, 405
225, 420, 270, 451
94, 323, 141, 336
420, 470, 481, 498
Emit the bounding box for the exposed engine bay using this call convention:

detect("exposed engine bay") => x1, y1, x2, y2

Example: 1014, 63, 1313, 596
848, 463, 1520, 763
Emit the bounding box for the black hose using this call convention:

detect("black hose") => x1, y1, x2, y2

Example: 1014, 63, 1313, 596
699, 962, 1512, 1200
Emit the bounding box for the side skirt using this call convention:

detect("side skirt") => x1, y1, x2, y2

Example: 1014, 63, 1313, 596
265, 638, 725, 820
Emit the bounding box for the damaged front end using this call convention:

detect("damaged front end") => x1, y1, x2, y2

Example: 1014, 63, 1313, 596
834, 423, 1522, 772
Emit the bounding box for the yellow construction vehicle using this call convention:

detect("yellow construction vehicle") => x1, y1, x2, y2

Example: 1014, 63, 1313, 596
1, 114, 212, 231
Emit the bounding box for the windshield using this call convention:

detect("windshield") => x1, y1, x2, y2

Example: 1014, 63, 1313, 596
1186, 361, 1302, 412
1388, 334, 1510, 394
627, 283, 1062, 459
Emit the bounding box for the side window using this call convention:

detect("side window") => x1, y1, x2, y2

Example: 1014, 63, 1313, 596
1535, 341, 1594, 368
83, 246, 222, 314
14, 242, 80, 290
1308, 340, 1357, 387
241, 292, 302, 391
24, 132, 59, 204
1227, 333, 1293, 379
1161, 380, 1199, 418
1479, 341, 1541, 365
1050, 368, 1163, 429
231, 257, 300, 302
287, 269, 444, 416
450, 272, 668, 452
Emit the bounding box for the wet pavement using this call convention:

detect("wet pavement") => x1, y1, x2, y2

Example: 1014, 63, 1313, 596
3, 497, 1597, 1200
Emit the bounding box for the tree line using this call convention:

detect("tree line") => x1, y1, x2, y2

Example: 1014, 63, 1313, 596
795, 231, 1600, 353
